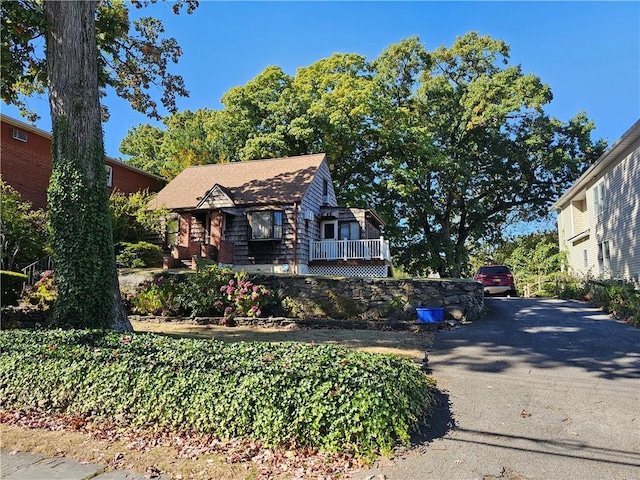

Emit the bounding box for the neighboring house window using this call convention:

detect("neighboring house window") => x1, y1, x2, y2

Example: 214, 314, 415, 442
597, 241, 611, 274
249, 211, 283, 239
594, 182, 606, 215
105, 165, 113, 187
12, 129, 27, 142
583, 249, 588, 269
339, 221, 360, 240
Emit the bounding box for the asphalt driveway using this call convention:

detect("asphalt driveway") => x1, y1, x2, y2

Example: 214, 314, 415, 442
355, 297, 640, 480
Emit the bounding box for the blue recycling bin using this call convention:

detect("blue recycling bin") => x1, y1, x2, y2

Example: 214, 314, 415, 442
416, 307, 444, 323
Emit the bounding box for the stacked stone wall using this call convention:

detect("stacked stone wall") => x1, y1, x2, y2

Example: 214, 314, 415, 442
250, 274, 484, 322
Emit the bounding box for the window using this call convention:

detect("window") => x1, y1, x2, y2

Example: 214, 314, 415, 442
166, 218, 179, 246
249, 211, 283, 240
594, 182, 606, 215
597, 241, 611, 274
322, 179, 329, 204
12, 129, 27, 142
105, 165, 113, 187
323, 221, 336, 240
339, 221, 360, 240
583, 249, 588, 269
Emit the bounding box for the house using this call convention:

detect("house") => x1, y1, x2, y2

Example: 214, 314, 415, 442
551, 120, 640, 283
149, 153, 392, 277
0, 114, 166, 210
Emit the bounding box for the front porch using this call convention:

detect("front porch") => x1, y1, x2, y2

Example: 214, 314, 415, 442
310, 238, 391, 262
309, 238, 392, 277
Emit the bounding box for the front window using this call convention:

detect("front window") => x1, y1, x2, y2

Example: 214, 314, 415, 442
249, 211, 283, 240
166, 218, 179, 246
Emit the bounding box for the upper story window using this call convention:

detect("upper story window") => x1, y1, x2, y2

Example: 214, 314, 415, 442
105, 165, 113, 187
249, 210, 283, 240
322, 178, 329, 205
12, 129, 27, 142
594, 182, 606, 215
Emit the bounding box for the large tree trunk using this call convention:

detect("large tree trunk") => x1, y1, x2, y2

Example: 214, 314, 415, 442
44, 0, 131, 331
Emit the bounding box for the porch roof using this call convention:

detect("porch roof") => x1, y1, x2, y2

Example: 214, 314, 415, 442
149, 153, 326, 210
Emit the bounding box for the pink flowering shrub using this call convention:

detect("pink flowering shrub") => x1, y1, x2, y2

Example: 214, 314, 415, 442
220, 275, 271, 325
124, 266, 273, 323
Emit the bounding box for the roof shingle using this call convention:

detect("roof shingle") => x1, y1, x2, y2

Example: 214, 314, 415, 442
150, 153, 326, 210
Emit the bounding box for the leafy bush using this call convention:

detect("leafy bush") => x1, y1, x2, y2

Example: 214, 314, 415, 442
116, 241, 163, 268
591, 281, 640, 326
0, 180, 48, 271
110, 190, 167, 245
558, 276, 639, 326
172, 266, 234, 317
125, 273, 180, 316
220, 273, 272, 324
0, 270, 27, 306
0, 329, 438, 458
125, 266, 272, 321
23, 270, 57, 311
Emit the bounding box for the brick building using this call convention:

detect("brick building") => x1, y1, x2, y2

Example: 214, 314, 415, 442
1, 114, 165, 210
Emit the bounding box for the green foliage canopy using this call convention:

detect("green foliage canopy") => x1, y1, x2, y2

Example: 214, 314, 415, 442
109, 189, 166, 244
1, 0, 197, 121
121, 32, 605, 277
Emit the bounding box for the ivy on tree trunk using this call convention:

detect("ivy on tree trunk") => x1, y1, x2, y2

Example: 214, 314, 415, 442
44, 0, 131, 331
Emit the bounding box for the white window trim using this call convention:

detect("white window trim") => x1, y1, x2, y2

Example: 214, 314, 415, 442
594, 181, 606, 216
12, 129, 27, 142
105, 165, 113, 187
321, 219, 338, 241
597, 240, 611, 275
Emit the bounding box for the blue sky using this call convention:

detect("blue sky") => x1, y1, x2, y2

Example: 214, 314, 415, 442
2, 1, 639, 159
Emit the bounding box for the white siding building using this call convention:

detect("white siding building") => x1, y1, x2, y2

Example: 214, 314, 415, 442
551, 120, 640, 283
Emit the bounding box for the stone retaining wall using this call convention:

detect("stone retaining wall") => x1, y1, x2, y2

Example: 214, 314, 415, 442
250, 274, 484, 322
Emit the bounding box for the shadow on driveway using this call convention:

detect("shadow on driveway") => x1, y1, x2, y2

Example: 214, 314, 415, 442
430, 297, 640, 381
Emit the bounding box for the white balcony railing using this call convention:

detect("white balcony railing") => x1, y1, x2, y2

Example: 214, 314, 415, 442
310, 238, 391, 262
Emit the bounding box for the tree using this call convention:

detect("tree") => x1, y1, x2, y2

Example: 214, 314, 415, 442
471, 230, 565, 296
0, 180, 48, 271
374, 34, 605, 277
110, 190, 167, 245
118, 123, 166, 176
121, 53, 381, 203
118, 33, 604, 278
1, 0, 196, 330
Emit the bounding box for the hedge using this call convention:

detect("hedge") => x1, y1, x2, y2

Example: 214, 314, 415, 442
0, 329, 438, 458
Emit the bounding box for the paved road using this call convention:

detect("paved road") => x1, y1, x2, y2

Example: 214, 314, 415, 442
356, 297, 640, 480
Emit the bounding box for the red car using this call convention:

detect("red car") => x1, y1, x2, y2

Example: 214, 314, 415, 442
474, 265, 517, 296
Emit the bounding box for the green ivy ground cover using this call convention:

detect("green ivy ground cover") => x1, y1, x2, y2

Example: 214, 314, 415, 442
0, 329, 438, 458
